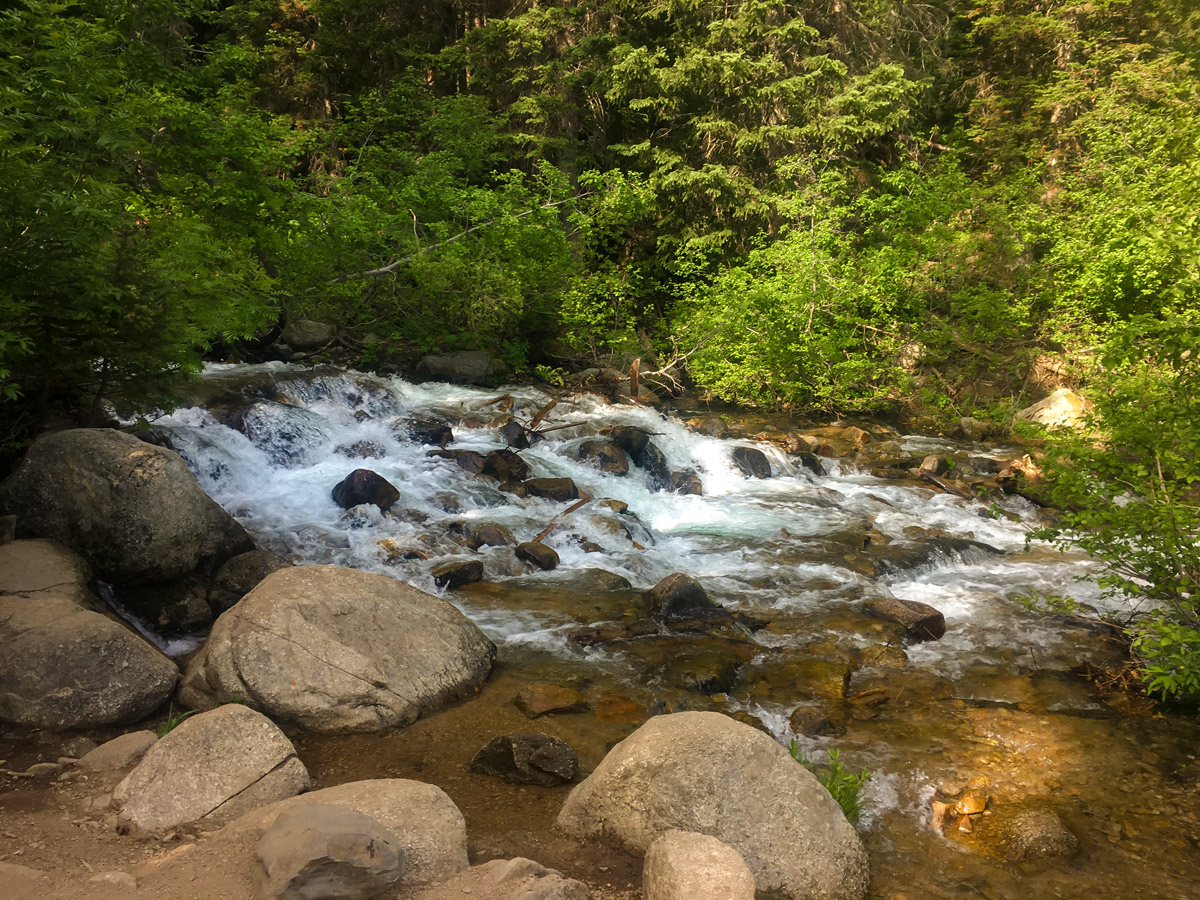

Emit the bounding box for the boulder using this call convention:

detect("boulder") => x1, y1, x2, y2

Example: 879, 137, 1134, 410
114, 704, 310, 833
556, 712, 869, 900
609, 428, 671, 487
525, 478, 579, 502
499, 419, 531, 449
516, 541, 559, 571
577, 440, 629, 476
470, 732, 578, 786
863, 597, 946, 642
647, 573, 727, 621
409, 858, 590, 900
1015, 388, 1089, 430
607, 425, 650, 457
432, 559, 485, 589
253, 803, 404, 900
180, 566, 495, 732
514, 684, 588, 718
959, 417, 997, 442
229, 402, 334, 468
415, 351, 495, 384
78, 731, 158, 773
280, 319, 335, 351
480, 449, 530, 482
0, 429, 252, 584
644, 830, 756, 900
211, 550, 291, 615
731, 447, 772, 479
332, 469, 401, 512
692, 417, 730, 438
116, 573, 213, 635
468, 523, 517, 549
396, 416, 454, 446
228, 779, 468, 888
0, 539, 95, 606
668, 470, 703, 495
0, 595, 178, 729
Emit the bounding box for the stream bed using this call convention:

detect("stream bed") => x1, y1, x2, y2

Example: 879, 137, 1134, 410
143, 362, 1200, 900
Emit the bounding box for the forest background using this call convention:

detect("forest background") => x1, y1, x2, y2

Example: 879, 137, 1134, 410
1, 0, 1198, 696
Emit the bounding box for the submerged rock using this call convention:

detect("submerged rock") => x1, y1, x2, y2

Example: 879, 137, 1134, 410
180, 566, 495, 732
470, 732, 579, 786
556, 711, 870, 900
515, 684, 589, 718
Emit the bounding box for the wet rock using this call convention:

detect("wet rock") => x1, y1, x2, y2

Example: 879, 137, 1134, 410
557, 712, 869, 900
229, 402, 334, 468
608, 425, 649, 457
668, 470, 703, 495
731, 447, 772, 478
79, 731, 157, 773
644, 830, 756, 900
229, 779, 469, 888
471, 732, 578, 787
609, 427, 671, 487
514, 541, 558, 571
509, 568, 632, 592
253, 803, 404, 900
624, 636, 757, 695
737, 655, 851, 704
409, 858, 590, 900
788, 703, 848, 738
841, 426, 871, 446
0, 539, 95, 607
415, 350, 495, 385
525, 477, 579, 502
499, 419, 531, 449
862, 597, 946, 642
180, 566, 495, 732
691, 416, 730, 438
280, 319, 335, 351
0, 595, 178, 729
794, 452, 825, 477
467, 523, 517, 549
0, 429, 252, 584
954, 666, 1039, 707
515, 684, 589, 718
114, 704, 309, 833
918, 455, 951, 476
598, 498, 629, 514
331, 468, 401, 511
335, 440, 387, 460
396, 415, 454, 446
480, 449, 530, 482
990, 807, 1079, 861
1015, 388, 1089, 430
428, 448, 487, 474
116, 572, 213, 635
647, 573, 726, 621
577, 439, 630, 476
210, 550, 290, 615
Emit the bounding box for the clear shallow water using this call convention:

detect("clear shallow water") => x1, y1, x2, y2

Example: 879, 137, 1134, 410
148, 363, 1200, 899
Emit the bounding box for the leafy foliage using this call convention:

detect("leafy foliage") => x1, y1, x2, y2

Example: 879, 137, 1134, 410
790, 741, 871, 824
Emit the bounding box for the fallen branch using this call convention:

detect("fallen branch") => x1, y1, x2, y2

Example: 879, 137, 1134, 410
532, 497, 588, 543
536, 421, 586, 435
528, 399, 557, 431
920, 471, 974, 501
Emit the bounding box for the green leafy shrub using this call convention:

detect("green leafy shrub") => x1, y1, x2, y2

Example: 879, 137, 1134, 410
789, 741, 871, 824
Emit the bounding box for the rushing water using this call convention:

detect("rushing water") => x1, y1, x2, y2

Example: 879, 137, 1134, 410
146, 362, 1200, 900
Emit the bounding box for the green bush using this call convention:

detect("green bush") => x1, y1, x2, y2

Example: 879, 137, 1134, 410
789, 741, 871, 824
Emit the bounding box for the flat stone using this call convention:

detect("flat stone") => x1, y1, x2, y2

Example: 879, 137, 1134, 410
644, 830, 756, 900
514, 684, 588, 718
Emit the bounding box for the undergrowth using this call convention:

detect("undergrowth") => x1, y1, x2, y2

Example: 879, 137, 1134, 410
790, 741, 871, 824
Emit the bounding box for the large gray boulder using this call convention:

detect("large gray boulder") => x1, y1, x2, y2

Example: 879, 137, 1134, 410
227, 779, 469, 887
415, 350, 495, 384
253, 803, 404, 900
181, 565, 496, 732
114, 704, 309, 833
556, 711, 869, 900
0, 429, 252, 584
0, 595, 178, 729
